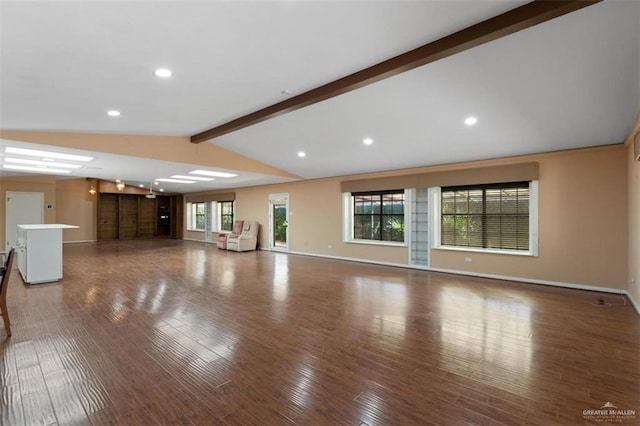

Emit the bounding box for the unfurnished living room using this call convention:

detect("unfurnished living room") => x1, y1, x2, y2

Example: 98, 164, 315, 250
1, 1, 639, 425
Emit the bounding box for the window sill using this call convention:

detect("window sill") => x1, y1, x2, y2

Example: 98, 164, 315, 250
345, 239, 407, 248
433, 245, 536, 257
186, 229, 205, 233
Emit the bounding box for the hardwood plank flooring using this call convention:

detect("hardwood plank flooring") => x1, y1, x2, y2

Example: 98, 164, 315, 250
1, 240, 638, 425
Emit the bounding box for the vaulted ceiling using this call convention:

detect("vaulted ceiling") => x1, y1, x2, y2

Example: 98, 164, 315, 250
1, 1, 638, 193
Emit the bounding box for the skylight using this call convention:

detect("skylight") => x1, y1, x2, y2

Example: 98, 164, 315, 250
5, 147, 94, 162
189, 170, 238, 178
3, 164, 72, 174
4, 158, 82, 169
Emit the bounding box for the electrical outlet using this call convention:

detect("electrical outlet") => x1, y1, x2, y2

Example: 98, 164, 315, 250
328, 245, 332, 249
465, 257, 472, 263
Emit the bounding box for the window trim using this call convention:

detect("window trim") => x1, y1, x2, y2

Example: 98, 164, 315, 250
342, 189, 410, 247
217, 200, 235, 232
432, 181, 538, 256
187, 201, 206, 232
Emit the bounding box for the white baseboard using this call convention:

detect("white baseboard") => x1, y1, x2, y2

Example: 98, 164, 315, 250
63, 240, 97, 244
278, 249, 640, 316
183, 238, 218, 245
627, 291, 640, 315
183, 238, 204, 243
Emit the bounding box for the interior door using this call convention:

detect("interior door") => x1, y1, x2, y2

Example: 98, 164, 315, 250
269, 193, 289, 251
5, 191, 44, 251
119, 195, 138, 239
137, 196, 156, 238
98, 193, 119, 240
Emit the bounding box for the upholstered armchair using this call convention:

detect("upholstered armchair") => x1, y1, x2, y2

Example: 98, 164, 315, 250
226, 221, 259, 252
217, 220, 244, 249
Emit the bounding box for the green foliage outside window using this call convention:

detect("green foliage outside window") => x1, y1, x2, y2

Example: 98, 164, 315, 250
441, 183, 529, 251
353, 190, 404, 242
274, 206, 287, 242
219, 201, 234, 231
194, 202, 205, 230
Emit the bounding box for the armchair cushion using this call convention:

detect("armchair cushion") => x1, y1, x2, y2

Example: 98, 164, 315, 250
217, 220, 244, 249
217, 234, 229, 249
227, 221, 259, 252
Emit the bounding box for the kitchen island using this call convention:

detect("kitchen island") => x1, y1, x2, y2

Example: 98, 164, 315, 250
16, 224, 79, 284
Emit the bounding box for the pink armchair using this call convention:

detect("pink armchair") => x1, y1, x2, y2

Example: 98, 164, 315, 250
226, 221, 260, 252
217, 220, 244, 249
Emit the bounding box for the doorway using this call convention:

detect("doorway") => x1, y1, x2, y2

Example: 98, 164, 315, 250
5, 191, 44, 251
269, 193, 289, 251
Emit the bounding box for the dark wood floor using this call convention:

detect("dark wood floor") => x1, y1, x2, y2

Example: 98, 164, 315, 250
1, 240, 638, 425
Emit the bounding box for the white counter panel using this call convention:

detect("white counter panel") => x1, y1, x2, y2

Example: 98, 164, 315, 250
16, 224, 78, 284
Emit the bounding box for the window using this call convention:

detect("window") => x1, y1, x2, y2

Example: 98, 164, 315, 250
352, 190, 405, 242
440, 182, 530, 251
218, 201, 234, 232
188, 202, 206, 231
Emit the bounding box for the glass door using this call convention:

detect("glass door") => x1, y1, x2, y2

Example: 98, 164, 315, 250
269, 193, 289, 251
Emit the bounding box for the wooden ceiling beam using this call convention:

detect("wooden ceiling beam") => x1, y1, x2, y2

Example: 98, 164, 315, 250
191, 0, 601, 144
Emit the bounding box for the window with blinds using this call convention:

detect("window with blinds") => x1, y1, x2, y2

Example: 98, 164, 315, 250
187, 202, 206, 231
218, 201, 234, 231
353, 190, 405, 242
441, 182, 530, 251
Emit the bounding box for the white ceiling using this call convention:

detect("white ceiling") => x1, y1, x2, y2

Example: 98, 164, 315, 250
0, 139, 292, 193
1, 1, 639, 192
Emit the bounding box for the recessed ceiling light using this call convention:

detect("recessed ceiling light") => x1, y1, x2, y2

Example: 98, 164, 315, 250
155, 178, 196, 184
4, 158, 82, 169
159, 188, 164, 192
464, 116, 478, 126
5, 147, 94, 162
139, 184, 144, 188
3, 164, 72, 174
154, 68, 172, 78
189, 170, 238, 178
297, 151, 306, 158
107, 110, 121, 117
171, 175, 215, 181
281, 89, 292, 96
154, 182, 159, 185
363, 138, 373, 145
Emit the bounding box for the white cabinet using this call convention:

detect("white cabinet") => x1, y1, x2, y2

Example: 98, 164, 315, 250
16, 224, 78, 285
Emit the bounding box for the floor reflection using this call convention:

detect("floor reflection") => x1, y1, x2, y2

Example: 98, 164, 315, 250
219, 269, 235, 296
272, 254, 289, 302
353, 277, 408, 338
289, 357, 315, 410
1, 240, 636, 425
149, 280, 166, 314
271, 254, 290, 321
186, 249, 206, 282
439, 287, 533, 385
84, 286, 98, 305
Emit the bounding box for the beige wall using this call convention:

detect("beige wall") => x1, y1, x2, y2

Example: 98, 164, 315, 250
0, 176, 98, 248
0, 175, 57, 250
432, 147, 627, 288
230, 145, 628, 289
0, 130, 298, 180
628, 132, 640, 303
55, 179, 98, 242
1, 143, 631, 293
235, 179, 408, 263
